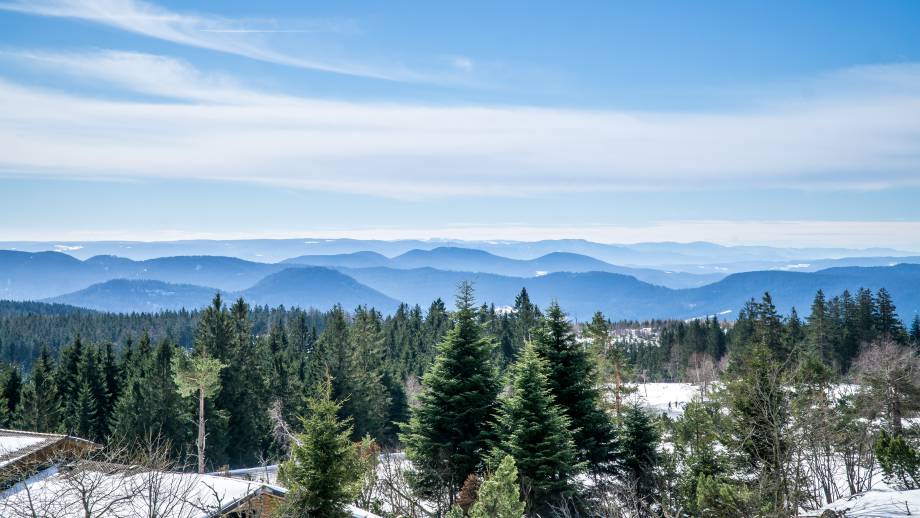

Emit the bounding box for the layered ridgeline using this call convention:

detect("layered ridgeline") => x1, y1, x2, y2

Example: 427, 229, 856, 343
2, 247, 920, 319
2, 238, 913, 269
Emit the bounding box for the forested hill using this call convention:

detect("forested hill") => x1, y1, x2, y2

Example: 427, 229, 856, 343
4, 248, 920, 320
29, 263, 920, 321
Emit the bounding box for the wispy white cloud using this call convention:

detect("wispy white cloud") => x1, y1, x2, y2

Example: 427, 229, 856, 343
1, 50, 920, 198
0, 0, 431, 81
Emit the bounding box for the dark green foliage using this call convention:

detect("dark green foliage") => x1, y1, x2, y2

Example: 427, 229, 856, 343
18, 346, 59, 432
618, 405, 660, 509
876, 288, 908, 342
467, 454, 526, 518
695, 474, 757, 518
110, 336, 190, 454
671, 400, 729, 515
279, 379, 364, 518
532, 302, 616, 473
218, 298, 270, 467
875, 430, 920, 490
402, 283, 500, 509
0, 364, 22, 425
493, 342, 580, 515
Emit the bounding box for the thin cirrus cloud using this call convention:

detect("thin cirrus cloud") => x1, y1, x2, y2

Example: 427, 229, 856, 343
0, 0, 443, 82
1, 49, 920, 198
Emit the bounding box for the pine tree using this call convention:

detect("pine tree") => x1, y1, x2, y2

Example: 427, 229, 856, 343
467, 455, 526, 518
279, 378, 364, 518
173, 348, 226, 473
533, 302, 616, 474
402, 282, 500, 510
494, 341, 580, 515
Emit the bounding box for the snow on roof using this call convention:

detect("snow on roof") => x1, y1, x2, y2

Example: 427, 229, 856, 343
210, 464, 382, 518
0, 429, 76, 468
0, 464, 284, 518
0, 436, 49, 466
814, 488, 920, 517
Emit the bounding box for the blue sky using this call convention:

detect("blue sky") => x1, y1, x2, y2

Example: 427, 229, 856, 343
1, 1, 920, 248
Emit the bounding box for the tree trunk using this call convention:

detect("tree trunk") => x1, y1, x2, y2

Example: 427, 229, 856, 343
198, 384, 206, 474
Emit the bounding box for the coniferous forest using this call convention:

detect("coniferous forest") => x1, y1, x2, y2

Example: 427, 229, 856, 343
1, 282, 919, 516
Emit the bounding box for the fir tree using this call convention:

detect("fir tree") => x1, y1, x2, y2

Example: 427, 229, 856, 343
910, 315, 920, 347
1, 364, 22, 420
402, 282, 500, 510
618, 404, 661, 512
493, 341, 580, 515
875, 430, 920, 490
533, 302, 616, 474
806, 290, 831, 363
219, 298, 269, 467
279, 378, 364, 518
468, 455, 526, 518
18, 346, 59, 432
111, 338, 189, 455
876, 288, 907, 343
99, 342, 121, 433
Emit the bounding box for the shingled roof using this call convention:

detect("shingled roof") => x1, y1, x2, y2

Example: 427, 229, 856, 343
0, 429, 99, 486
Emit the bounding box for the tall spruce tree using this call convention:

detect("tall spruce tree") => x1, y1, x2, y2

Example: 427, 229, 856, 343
402, 282, 500, 511
532, 302, 616, 474
279, 378, 364, 518
493, 341, 580, 515
876, 288, 907, 343
111, 338, 190, 453
18, 346, 59, 432
219, 298, 269, 467
1, 364, 22, 422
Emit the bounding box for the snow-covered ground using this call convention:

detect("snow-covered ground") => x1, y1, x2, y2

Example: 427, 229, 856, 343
811, 488, 920, 517
625, 382, 706, 417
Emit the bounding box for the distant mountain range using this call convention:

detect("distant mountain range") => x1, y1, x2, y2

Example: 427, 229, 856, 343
3, 246, 920, 320
2, 238, 913, 268
49, 268, 400, 314
284, 247, 724, 288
